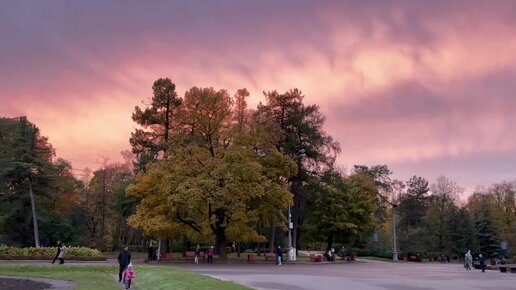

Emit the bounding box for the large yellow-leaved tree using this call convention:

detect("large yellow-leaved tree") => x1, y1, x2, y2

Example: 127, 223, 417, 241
127, 86, 296, 259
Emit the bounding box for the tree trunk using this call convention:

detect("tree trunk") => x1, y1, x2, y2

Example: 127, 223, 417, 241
28, 178, 40, 247
326, 231, 335, 253
292, 197, 300, 254
237, 242, 241, 258
291, 174, 302, 255
165, 237, 170, 253
268, 223, 276, 252
100, 170, 107, 239
157, 238, 162, 260
182, 236, 189, 257
215, 227, 227, 260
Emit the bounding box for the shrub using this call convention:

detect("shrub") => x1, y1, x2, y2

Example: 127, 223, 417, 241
0, 245, 102, 258
347, 247, 392, 259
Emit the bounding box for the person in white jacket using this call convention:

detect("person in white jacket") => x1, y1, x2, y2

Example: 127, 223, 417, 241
464, 250, 473, 270
58, 243, 67, 264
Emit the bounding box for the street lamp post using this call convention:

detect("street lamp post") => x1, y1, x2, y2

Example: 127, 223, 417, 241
28, 176, 40, 247
288, 149, 305, 262
392, 204, 398, 261
288, 204, 293, 261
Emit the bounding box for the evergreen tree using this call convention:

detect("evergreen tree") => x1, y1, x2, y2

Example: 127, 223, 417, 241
447, 207, 476, 257
130, 78, 182, 172
398, 176, 429, 253
254, 89, 340, 251
0, 117, 80, 247
475, 215, 500, 257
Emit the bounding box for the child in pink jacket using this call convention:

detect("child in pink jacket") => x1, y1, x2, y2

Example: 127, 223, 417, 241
123, 263, 136, 289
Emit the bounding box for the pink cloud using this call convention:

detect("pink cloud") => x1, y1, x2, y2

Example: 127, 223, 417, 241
1, 0, 516, 190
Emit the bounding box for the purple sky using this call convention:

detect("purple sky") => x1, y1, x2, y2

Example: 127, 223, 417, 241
1, 0, 516, 193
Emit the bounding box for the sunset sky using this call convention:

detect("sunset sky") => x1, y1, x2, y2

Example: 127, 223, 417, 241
1, 1, 516, 192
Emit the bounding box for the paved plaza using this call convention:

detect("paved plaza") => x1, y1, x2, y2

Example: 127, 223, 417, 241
180, 260, 515, 290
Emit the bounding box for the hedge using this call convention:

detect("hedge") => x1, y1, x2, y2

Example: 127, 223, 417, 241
347, 247, 393, 259
0, 245, 105, 260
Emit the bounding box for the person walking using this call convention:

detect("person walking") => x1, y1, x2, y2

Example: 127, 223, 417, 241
275, 246, 282, 266
123, 263, 136, 289
464, 250, 473, 271
327, 248, 333, 261
147, 243, 154, 263
51, 241, 62, 264
206, 246, 214, 264
479, 254, 486, 272
118, 247, 132, 283
58, 243, 66, 264
194, 244, 201, 264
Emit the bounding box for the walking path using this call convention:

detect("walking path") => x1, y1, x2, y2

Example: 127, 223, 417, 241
2, 258, 514, 290
178, 259, 515, 290
112, 274, 137, 290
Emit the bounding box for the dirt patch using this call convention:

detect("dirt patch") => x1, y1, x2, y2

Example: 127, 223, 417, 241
0, 276, 75, 290
0, 277, 51, 290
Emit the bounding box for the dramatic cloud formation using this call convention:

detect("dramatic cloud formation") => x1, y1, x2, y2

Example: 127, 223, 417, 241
1, 0, 515, 191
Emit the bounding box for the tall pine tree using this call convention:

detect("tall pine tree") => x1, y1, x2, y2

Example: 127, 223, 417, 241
130, 78, 182, 172
475, 214, 500, 257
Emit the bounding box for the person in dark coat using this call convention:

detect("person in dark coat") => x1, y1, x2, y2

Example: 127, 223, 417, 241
275, 246, 282, 265
118, 247, 131, 283
51, 241, 62, 264
479, 254, 486, 272
147, 244, 154, 262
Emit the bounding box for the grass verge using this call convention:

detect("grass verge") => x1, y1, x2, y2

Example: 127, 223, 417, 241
136, 265, 251, 290
0, 264, 117, 290
0, 264, 251, 290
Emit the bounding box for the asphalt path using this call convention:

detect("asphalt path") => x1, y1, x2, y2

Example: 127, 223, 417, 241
2, 259, 514, 290
177, 259, 516, 290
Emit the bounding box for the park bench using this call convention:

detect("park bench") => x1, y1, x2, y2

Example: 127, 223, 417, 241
185, 251, 205, 261
264, 252, 276, 262
499, 265, 516, 273
409, 255, 421, 262
406, 253, 421, 262
309, 253, 322, 262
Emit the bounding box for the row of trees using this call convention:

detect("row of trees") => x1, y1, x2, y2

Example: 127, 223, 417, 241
393, 175, 515, 258
1, 78, 514, 260
0, 117, 140, 250
0, 117, 77, 247
126, 78, 379, 258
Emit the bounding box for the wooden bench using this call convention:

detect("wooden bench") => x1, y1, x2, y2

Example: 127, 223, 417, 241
310, 253, 322, 262
499, 265, 516, 273
264, 252, 276, 262
185, 251, 205, 261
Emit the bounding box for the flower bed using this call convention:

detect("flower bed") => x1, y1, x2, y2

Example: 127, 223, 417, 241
0, 245, 106, 261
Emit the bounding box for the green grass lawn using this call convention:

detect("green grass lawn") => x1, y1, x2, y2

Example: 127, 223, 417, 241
0, 264, 117, 290
136, 265, 250, 290
0, 264, 251, 290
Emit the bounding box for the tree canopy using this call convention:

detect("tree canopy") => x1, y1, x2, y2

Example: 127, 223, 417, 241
127, 85, 297, 258
2, 77, 514, 262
